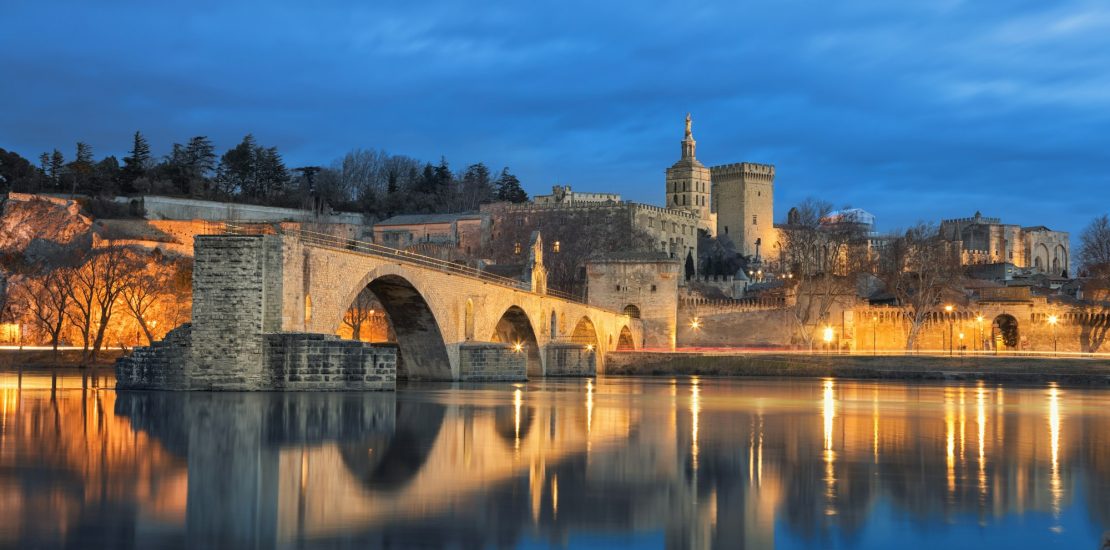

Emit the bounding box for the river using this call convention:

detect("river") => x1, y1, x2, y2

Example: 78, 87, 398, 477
1, 370, 1108, 549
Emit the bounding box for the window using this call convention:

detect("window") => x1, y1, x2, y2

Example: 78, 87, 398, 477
752, 215, 757, 225
615, 284, 622, 291
553, 240, 560, 253
622, 304, 641, 319
725, 226, 729, 234
514, 242, 522, 255
651, 284, 657, 292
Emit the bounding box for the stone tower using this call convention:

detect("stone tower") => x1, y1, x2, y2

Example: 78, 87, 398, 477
710, 162, 776, 259
665, 114, 715, 235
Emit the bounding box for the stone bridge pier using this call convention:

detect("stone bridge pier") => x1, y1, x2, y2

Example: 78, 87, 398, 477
119, 234, 643, 390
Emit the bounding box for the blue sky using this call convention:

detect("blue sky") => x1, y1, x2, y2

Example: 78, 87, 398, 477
2, 0, 1108, 236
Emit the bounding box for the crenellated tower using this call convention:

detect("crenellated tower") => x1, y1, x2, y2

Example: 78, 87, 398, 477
710, 162, 776, 259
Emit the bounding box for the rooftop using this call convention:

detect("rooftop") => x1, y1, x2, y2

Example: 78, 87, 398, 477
374, 212, 485, 227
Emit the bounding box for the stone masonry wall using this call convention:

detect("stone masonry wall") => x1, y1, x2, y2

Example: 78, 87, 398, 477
544, 343, 596, 376
190, 235, 270, 390
115, 324, 192, 390
458, 342, 526, 381
265, 333, 395, 390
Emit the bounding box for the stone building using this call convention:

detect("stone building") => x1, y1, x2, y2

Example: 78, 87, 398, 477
372, 212, 489, 256
710, 162, 776, 259
940, 211, 1070, 277
665, 114, 716, 235
534, 185, 620, 205
586, 252, 681, 349
482, 201, 702, 266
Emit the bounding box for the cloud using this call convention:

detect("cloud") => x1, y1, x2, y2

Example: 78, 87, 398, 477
0, 0, 1107, 238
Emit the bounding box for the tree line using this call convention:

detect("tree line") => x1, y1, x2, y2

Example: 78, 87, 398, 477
0, 134, 529, 219
2, 243, 192, 361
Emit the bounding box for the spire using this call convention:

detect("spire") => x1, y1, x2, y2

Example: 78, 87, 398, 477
681, 113, 696, 159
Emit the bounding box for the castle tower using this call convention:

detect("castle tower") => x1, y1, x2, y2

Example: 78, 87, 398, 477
665, 114, 715, 235
710, 162, 776, 259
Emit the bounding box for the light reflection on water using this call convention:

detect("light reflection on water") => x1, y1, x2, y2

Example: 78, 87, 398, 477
1, 370, 1110, 549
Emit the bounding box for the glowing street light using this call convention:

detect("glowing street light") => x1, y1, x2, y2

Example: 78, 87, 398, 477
585, 344, 595, 352
690, 318, 702, 331
513, 341, 524, 353
823, 325, 834, 354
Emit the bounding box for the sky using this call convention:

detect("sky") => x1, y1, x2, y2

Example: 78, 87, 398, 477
2, 0, 1108, 237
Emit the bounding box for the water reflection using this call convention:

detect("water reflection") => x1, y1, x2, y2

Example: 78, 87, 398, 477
1, 371, 1109, 548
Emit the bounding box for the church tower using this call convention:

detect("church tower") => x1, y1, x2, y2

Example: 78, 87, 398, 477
665, 114, 715, 235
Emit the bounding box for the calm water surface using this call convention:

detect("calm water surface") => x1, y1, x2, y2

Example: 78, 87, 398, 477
1, 370, 1109, 549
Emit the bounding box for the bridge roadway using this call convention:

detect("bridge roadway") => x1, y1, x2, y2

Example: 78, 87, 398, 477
187, 230, 642, 384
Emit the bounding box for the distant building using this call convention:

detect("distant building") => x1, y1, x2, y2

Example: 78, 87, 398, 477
372, 212, 489, 256
940, 211, 1069, 277
533, 185, 620, 205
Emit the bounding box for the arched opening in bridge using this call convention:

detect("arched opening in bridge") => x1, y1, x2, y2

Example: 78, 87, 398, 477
992, 314, 1019, 350
339, 274, 453, 380
338, 287, 395, 342
491, 306, 542, 377
622, 304, 641, 319
617, 326, 635, 351
570, 316, 600, 350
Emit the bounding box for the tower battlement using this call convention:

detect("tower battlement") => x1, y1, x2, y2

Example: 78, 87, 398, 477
710, 162, 775, 180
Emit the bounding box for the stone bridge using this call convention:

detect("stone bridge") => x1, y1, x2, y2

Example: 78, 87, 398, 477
118, 231, 642, 390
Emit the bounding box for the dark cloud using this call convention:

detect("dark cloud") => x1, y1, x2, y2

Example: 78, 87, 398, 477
2, 0, 1107, 236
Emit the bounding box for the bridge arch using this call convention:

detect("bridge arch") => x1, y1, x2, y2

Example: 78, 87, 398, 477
332, 268, 453, 380
491, 306, 543, 376
570, 316, 600, 350
617, 326, 636, 350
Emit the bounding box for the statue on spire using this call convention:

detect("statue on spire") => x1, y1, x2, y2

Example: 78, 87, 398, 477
685, 113, 692, 138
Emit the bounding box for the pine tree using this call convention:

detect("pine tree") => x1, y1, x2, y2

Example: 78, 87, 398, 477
49, 149, 64, 189
495, 168, 528, 203
75, 142, 93, 165
39, 152, 49, 176
123, 131, 152, 191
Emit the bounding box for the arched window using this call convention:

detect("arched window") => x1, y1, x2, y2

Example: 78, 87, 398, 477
550, 311, 557, 339
622, 304, 641, 319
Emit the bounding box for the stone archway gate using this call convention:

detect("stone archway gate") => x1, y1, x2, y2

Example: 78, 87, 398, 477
153, 230, 642, 390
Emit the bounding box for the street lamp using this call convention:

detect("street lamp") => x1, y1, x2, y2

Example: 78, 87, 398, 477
958, 332, 964, 355
689, 318, 701, 331
823, 325, 834, 355
944, 305, 954, 356
1047, 315, 1058, 356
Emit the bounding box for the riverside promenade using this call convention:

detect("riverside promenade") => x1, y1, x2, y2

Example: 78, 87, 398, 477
606, 350, 1110, 386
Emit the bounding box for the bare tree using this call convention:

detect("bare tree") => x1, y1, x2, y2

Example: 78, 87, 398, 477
121, 252, 174, 345
779, 199, 870, 346
877, 222, 962, 350
342, 287, 377, 341
1076, 214, 1110, 351
87, 243, 133, 359
66, 252, 98, 356
1079, 214, 1110, 278
21, 268, 73, 351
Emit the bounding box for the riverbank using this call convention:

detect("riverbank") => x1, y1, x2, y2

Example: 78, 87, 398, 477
605, 351, 1110, 386
0, 349, 124, 368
